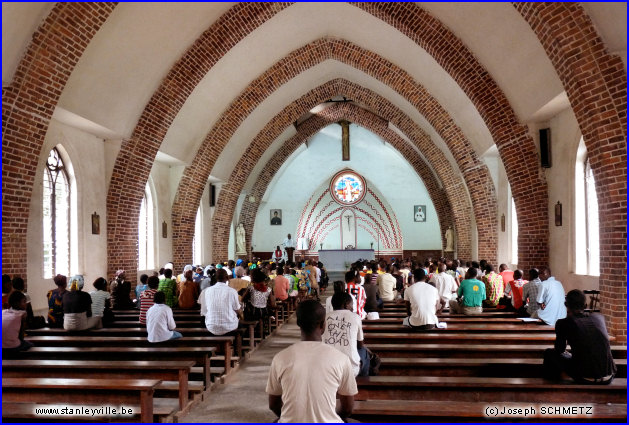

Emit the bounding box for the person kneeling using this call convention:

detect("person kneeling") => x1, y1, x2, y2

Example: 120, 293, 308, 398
146, 291, 182, 342
543, 289, 616, 384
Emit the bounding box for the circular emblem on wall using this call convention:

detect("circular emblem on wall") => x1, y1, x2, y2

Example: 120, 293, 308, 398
330, 170, 366, 206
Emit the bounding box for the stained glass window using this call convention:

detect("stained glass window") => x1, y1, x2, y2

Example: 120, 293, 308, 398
330, 171, 366, 205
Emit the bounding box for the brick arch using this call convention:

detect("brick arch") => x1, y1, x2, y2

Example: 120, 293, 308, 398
105, 3, 292, 281
205, 80, 478, 263
352, 2, 549, 271
173, 38, 497, 268
2, 3, 116, 281
514, 3, 627, 340
235, 101, 466, 262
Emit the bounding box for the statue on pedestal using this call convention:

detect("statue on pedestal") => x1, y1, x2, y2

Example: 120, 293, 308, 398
445, 226, 455, 252
236, 223, 246, 255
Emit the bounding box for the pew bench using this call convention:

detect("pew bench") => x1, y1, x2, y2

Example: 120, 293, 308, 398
363, 332, 559, 345
3, 360, 195, 410
2, 378, 162, 423
355, 376, 628, 404
362, 324, 555, 333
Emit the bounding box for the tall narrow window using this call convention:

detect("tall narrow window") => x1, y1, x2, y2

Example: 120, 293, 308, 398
584, 158, 600, 276
138, 184, 154, 271
43, 148, 70, 278
511, 197, 518, 266
193, 207, 202, 265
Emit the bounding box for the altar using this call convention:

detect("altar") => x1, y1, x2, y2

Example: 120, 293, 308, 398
318, 249, 375, 271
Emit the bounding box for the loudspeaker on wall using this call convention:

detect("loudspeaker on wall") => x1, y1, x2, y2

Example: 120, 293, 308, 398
540, 128, 551, 168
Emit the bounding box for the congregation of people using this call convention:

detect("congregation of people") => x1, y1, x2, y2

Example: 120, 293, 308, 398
2, 254, 617, 422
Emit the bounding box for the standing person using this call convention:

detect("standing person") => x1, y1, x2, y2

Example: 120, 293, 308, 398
449, 268, 486, 315
63, 275, 101, 331
282, 234, 295, 263
535, 267, 567, 326
146, 291, 182, 342
544, 290, 616, 384
178, 270, 199, 309
139, 276, 159, 325
47, 274, 67, 328
204, 269, 241, 336
403, 268, 440, 330
3, 291, 33, 356
110, 270, 134, 309
266, 300, 357, 422
323, 292, 370, 377
158, 268, 177, 308
304, 260, 320, 301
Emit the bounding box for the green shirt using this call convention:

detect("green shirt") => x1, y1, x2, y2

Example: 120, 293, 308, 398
158, 278, 176, 308
457, 278, 486, 307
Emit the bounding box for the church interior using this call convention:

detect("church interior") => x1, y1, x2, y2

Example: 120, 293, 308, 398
2, 2, 627, 422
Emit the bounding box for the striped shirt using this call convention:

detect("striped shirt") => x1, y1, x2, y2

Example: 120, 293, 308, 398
346, 282, 366, 319
139, 289, 157, 324
89, 290, 110, 317
522, 278, 541, 316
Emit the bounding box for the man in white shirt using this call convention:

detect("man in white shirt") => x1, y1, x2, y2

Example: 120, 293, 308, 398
323, 292, 369, 377
535, 267, 567, 326
282, 234, 296, 262
376, 265, 397, 301
429, 263, 458, 311
204, 269, 241, 335
403, 268, 440, 330
267, 300, 357, 422
146, 292, 181, 343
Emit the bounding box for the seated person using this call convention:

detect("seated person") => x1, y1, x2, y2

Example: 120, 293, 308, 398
134, 274, 148, 308
178, 270, 200, 309
273, 246, 284, 262
243, 269, 276, 323
501, 269, 527, 313
63, 275, 101, 331
2, 291, 33, 357
158, 268, 177, 308
522, 268, 542, 317
11, 276, 45, 328
429, 264, 458, 312
89, 277, 112, 324
544, 289, 616, 384
266, 300, 357, 422
139, 276, 160, 325
449, 267, 486, 315
403, 268, 440, 330
535, 267, 567, 326
364, 264, 383, 312
146, 291, 182, 342
376, 265, 397, 302
482, 264, 504, 307
2, 274, 11, 309
272, 266, 290, 302
204, 269, 241, 336
323, 292, 369, 377
47, 274, 67, 327
110, 270, 134, 310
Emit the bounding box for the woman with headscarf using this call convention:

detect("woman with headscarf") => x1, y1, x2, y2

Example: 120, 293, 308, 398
63, 275, 101, 330
47, 274, 67, 327
243, 269, 276, 325
177, 265, 193, 285
110, 270, 134, 309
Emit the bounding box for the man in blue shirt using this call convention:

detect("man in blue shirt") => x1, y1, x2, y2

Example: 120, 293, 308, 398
535, 267, 567, 326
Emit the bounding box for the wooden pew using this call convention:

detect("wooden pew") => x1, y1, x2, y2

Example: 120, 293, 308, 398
363, 332, 559, 345
3, 360, 194, 410
25, 334, 236, 375
368, 343, 628, 359
351, 400, 628, 422
355, 376, 628, 404
3, 378, 161, 423
362, 324, 556, 333
18, 346, 216, 388
365, 317, 542, 324
377, 357, 627, 378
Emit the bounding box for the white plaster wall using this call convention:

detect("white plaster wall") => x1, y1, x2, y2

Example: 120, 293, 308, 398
251, 124, 440, 253
27, 120, 108, 313
146, 162, 172, 270
533, 108, 599, 292
483, 153, 512, 267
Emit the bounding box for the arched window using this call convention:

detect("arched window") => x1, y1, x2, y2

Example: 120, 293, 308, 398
193, 207, 202, 265
575, 139, 599, 276
43, 148, 70, 278
511, 197, 518, 266
138, 184, 155, 271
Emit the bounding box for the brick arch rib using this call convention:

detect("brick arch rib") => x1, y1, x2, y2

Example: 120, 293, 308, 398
514, 2, 627, 341
173, 37, 496, 268
2, 3, 116, 282
237, 101, 459, 261
351, 2, 548, 272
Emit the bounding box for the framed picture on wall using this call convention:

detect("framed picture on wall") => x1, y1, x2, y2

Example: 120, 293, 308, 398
270, 209, 282, 225
414, 205, 426, 222
91, 212, 100, 234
